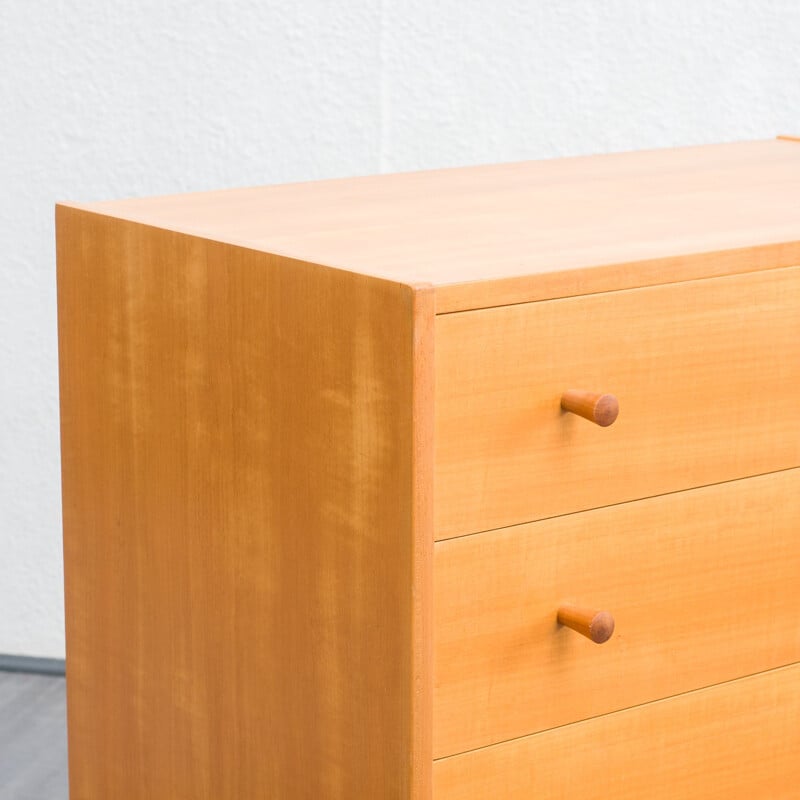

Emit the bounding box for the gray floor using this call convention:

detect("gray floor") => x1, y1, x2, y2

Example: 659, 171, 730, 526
0, 672, 68, 800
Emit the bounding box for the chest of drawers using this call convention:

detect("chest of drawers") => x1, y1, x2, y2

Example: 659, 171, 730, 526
57, 138, 800, 798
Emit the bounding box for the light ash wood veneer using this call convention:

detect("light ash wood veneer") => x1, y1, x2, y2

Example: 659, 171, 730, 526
57, 138, 800, 798
434, 663, 800, 800
57, 209, 434, 798
433, 469, 800, 758
435, 266, 800, 539
66, 139, 800, 313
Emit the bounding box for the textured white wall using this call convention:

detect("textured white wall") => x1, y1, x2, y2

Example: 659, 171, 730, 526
1, 1, 799, 658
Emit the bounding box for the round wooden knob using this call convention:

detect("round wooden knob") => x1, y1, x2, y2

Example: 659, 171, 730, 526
557, 605, 615, 644
560, 390, 619, 427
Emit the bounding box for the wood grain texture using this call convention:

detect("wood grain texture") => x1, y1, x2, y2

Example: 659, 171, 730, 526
62, 139, 800, 312
56, 206, 434, 799
433, 470, 800, 758
433, 663, 800, 800
435, 266, 800, 539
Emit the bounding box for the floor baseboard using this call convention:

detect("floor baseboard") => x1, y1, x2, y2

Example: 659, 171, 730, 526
0, 654, 66, 676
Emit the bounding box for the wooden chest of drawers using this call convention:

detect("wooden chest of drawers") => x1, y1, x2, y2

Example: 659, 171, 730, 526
57, 138, 800, 798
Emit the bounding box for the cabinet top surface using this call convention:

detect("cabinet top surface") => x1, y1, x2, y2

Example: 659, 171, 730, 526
62, 138, 800, 312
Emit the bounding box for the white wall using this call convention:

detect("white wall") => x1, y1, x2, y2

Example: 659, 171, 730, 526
2, 0, 799, 658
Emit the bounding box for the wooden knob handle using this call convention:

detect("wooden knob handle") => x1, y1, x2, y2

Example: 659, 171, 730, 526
557, 605, 615, 644
560, 390, 619, 427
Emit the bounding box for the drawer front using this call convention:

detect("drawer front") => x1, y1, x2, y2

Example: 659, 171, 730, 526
435, 266, 800, 539
433, 663, 800, 800
434, 469, 800, 758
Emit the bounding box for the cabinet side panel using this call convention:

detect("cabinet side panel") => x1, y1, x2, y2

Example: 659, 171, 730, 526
56, 206, 434, 798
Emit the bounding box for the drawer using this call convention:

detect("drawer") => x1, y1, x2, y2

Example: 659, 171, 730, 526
435, 266, 800, 539
433, 469, 800, 758
433, 663, 800, 799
